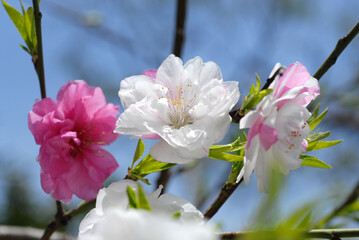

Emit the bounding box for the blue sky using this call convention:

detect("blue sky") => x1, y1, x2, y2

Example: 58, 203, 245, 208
1, 0, 359, 233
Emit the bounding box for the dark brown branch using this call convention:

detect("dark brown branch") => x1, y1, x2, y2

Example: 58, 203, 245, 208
40, 200, 95, 240
40, 201, 70, 240
219, 228, 359, 240
204, 179, 243, 219
313, 22, 359, 81
172, 0, 187, 57
32, 0, 46, 99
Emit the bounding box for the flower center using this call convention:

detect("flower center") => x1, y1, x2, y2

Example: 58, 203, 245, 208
284, 121, 308, 154
165, 84, 196, 129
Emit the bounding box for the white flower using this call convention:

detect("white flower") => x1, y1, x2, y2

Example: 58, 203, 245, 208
79, 209, 219, 240
115, 54, 240, 164
78, 180, 205, 239
237, 62, 320, 192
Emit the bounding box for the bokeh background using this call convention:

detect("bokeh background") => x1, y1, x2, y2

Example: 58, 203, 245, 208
1, 0, 359, 236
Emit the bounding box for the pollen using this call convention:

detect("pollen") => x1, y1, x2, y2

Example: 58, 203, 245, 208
166, 83, 196, 129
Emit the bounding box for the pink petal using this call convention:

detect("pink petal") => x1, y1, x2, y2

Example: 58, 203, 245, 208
259, 124, 278, 151
142, 69, 157, 79
82, 103, 120, 145
41, 170, 72, 203
138, 133, 162, 139
274, 62, 311, 98
66, 147, 118, 201
246, 115, 264, 149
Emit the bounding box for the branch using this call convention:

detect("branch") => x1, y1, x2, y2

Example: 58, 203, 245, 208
313, 22, 359, 81
40, 200, 96, 240
172, 0, 187, 57
40, 201, 69, 240
32, 0, 46, 99
156, 0, 187, 190
203, 178, 243, 219
219, 228, 359, 240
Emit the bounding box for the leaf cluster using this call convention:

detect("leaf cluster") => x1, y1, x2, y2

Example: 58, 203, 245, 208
2, 0, 38, 55
300, 104, 343, 169
240, 74, 273, 115
126, 183, 151, 211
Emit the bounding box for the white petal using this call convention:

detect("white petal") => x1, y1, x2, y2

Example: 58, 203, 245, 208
114, 98, 170, 136
119, 75, 163, 109
156, 54, 185, 90
150, 139, 205, 164
158, 193, 204, 223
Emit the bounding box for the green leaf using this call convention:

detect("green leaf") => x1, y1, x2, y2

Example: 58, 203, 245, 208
249, 84, 256, 96
19, 44, 31, 54
126, 186, 137, 209
172, 211, 181, 219
132, 154, 176, 176
24, 7, 35, 49
278, 205, 312, 230
300, 154, 332, 169
309, 108, 328, 131
27, 7, 37, 51
227, 159, 244, 183
209, 151, 243, 162
307, 131, 330, 143
306, 140, 343, 151
209, 137, 245, 153
2, 0, 26, 40
134, 174, 151, 185
307, 103, 320, 124
131, 139, 145, 168
20, 0, 25, 15
341, 201, 359, 214
137, 183, 151, 211
255, 73, 261, 92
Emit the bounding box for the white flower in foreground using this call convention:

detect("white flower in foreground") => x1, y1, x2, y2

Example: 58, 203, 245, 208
115, 54, 240, 164
238, 62, 320, 192
78, 180, 206, 239
79, 209, 219, 240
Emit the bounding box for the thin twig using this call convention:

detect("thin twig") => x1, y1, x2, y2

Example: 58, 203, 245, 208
40, 201, 70, 240
219, 228, 359, 240
32, 0, 46, 99
313, 22, 359, 81
204, 179, 243, 219
156, 0, 187, 190
40, 200, 96, 240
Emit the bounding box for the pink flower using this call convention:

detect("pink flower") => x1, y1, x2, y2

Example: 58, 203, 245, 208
28, 80, 120, 202
238, 62, 320, 192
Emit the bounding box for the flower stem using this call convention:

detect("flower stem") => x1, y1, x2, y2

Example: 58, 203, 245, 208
32, 0, 46, 99
219, 228, 359, 240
